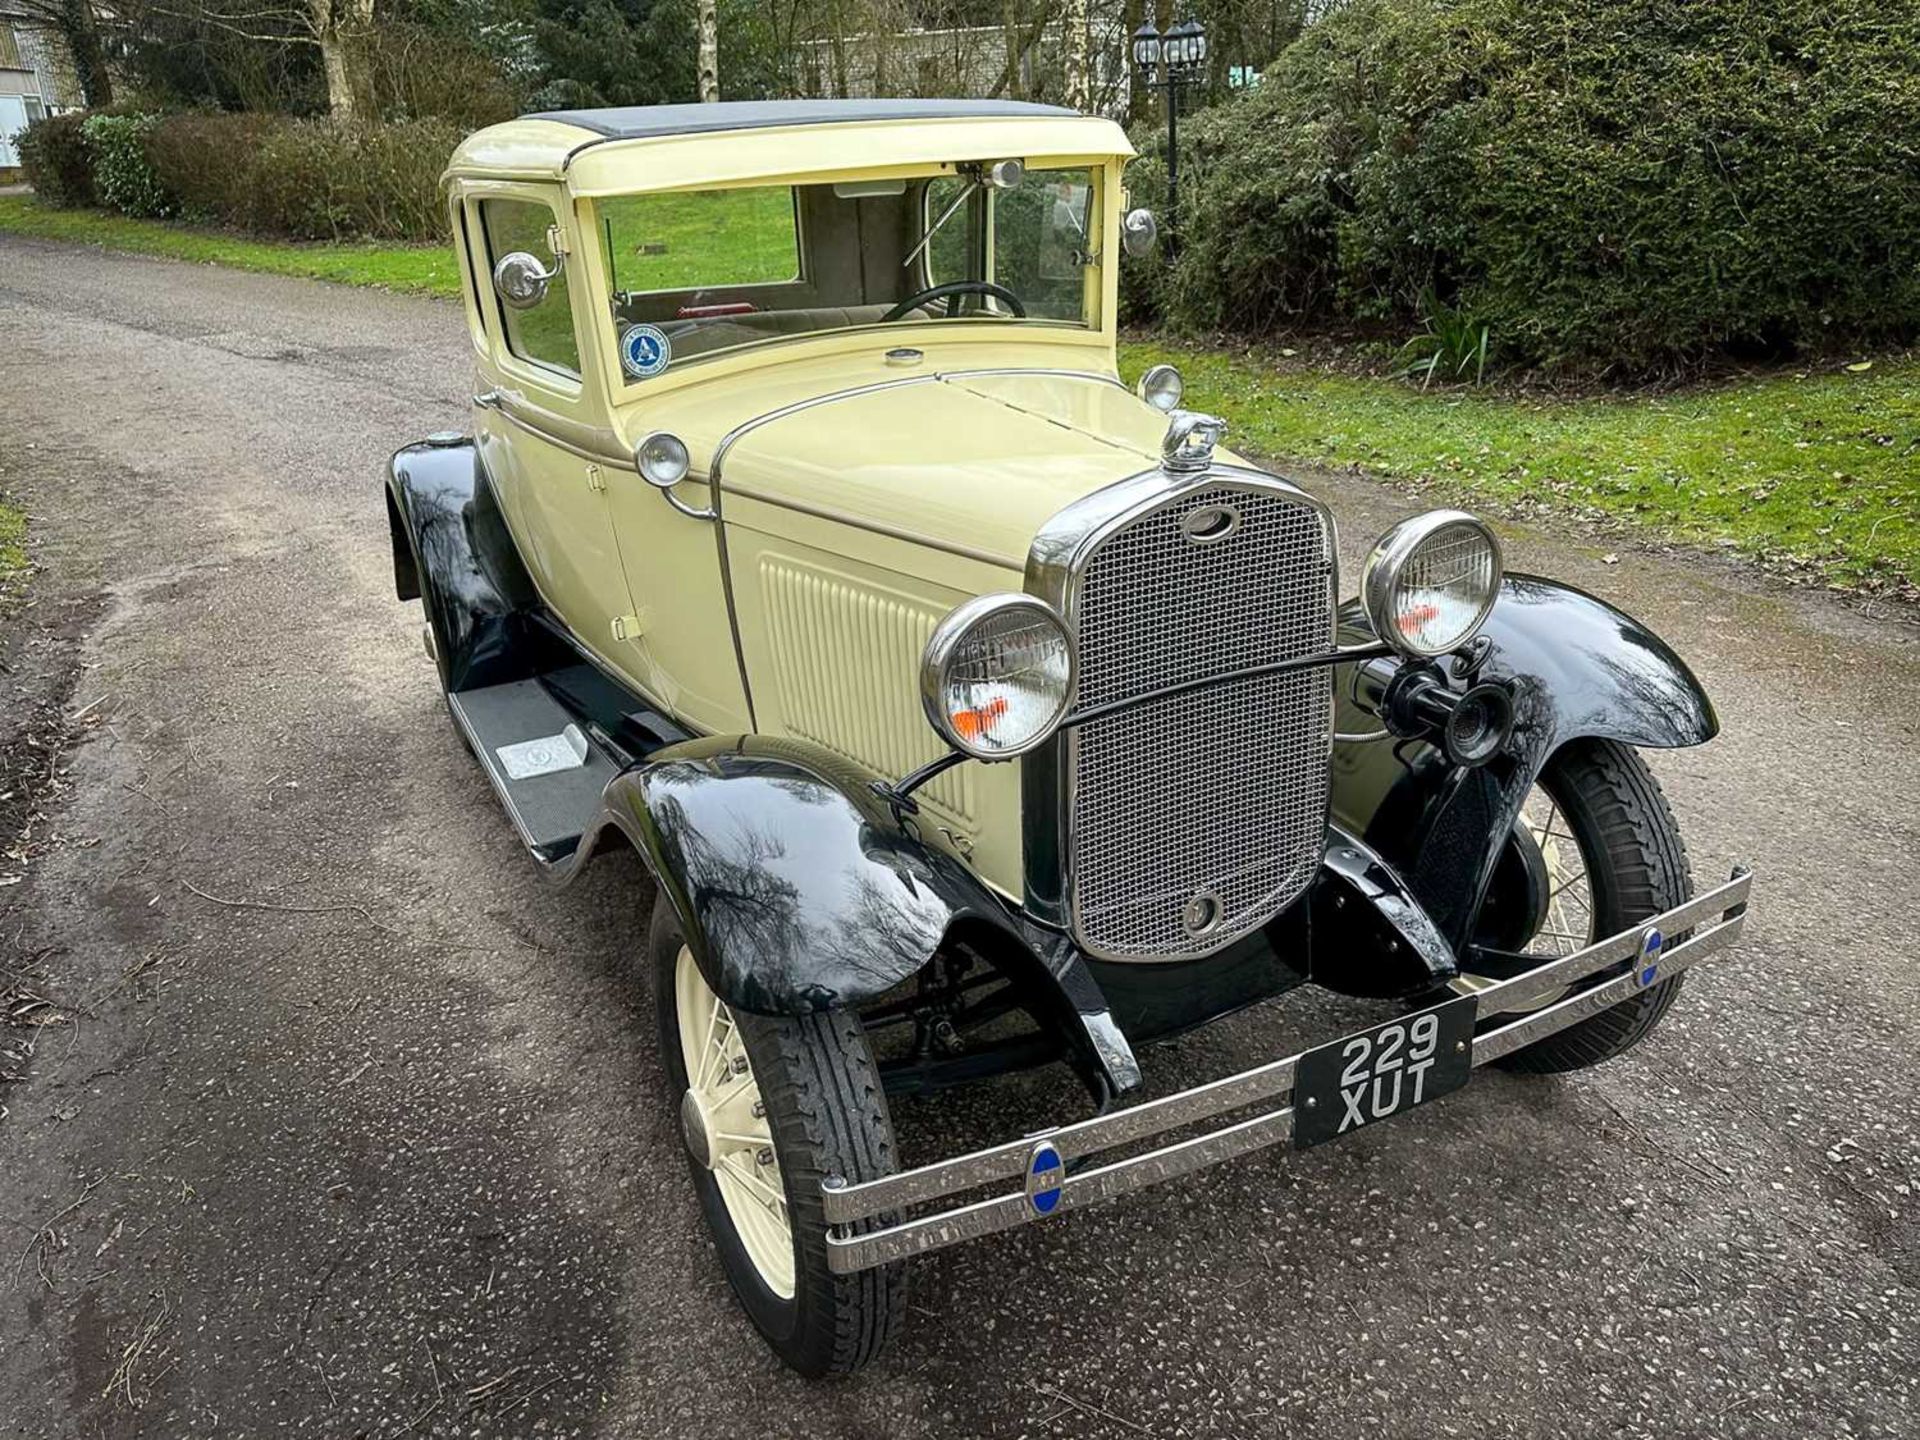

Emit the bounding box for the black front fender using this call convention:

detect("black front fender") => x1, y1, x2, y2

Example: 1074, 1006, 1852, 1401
596, 735, 995, 1014
586, 734, 1142, 1093
1330, 574, 1716, 950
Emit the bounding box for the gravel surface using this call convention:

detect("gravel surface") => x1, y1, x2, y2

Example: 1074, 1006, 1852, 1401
0, 235, 1914, 1439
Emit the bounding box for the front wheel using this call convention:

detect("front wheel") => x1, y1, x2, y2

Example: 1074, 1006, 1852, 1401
1464, 738, 1694, 1074
648, 902, 905, 1377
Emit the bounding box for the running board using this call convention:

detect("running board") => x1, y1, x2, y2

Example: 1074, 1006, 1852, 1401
448, 680, 623, 863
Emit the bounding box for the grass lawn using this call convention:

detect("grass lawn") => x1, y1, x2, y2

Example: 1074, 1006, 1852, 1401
0, 499, 27, 605
1125, 342, 1920, 595
0, 195, 460, 297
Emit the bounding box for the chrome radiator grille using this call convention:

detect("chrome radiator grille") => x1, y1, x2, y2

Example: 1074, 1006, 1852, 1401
1067, 481, 1335, 959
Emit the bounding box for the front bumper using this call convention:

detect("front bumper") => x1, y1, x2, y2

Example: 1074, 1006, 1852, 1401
823, 867, 1752, 1273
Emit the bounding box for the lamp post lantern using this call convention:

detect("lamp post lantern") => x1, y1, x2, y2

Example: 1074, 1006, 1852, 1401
1132, 17, 1209, 250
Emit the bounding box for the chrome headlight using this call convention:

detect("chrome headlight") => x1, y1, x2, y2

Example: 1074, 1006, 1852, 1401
920, 594, 1075, 760
635, 431, 691, 487
1362, 510, 1503, 657
1137, 363, 1184, 412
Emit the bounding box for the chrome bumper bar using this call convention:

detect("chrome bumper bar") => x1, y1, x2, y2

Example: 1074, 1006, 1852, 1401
823, 867, 1752, 1274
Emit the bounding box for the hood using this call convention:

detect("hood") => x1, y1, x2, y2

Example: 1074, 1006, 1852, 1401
715, 372, 1173, 569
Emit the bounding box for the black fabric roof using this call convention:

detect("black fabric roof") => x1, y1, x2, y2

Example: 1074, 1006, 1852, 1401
528, 99, 1081, 141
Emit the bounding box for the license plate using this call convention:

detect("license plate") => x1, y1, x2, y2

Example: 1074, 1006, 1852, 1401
1292, 995, 1479, 1150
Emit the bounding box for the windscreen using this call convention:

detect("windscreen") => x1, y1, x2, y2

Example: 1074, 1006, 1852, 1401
595, 166, 1098, 382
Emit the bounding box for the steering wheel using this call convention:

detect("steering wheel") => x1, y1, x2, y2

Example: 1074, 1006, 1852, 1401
882, 281, 1027, 323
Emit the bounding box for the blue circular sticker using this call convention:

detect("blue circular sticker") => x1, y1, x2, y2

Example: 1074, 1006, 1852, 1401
620, 323, 671, 379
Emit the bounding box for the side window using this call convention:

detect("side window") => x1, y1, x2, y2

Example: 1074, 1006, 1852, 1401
452, 200, 486, 350
479, 198, 581, 379
992, 171, 1094, 321
924, 169, 1094, 322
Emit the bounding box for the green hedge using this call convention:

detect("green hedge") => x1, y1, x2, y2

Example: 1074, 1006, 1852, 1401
15, 112, 95, 207
23, 110, 458, 243
81, 113, 173, 218
1140, 0, 1920, 370
148, 113, 459, 240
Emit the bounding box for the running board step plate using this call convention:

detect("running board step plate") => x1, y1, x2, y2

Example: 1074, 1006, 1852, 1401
448, 680, 620, 863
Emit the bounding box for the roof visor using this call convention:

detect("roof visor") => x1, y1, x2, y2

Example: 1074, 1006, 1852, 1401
530, 98, 1080, 139
446, 103, 1133, 189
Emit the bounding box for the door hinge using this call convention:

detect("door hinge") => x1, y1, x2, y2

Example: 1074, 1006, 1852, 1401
611, 611, 649, 642
585, 463, 605, 492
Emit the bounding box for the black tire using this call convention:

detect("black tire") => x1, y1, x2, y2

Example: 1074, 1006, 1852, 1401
647, 901, 906, 1377
1489, 738, 1693, 1074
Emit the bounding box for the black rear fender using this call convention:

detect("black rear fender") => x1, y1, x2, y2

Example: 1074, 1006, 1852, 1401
384, 439, 541, 693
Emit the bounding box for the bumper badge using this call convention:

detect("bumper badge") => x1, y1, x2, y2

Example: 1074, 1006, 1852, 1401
1025, 1141, 1065, 1216
1636, 928, 1665, 987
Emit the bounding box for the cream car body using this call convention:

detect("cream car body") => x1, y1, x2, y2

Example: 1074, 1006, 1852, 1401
384, 100, 1752, 1379
441, 106, 1170, 894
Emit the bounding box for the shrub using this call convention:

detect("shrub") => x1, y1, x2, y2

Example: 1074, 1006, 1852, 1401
82, 113, 173, 218
244, 117, 459, 240
1151, 0, 1920, 370
144, 111, 279, 222
15, 112, 95, 207
145, 112, 459, 241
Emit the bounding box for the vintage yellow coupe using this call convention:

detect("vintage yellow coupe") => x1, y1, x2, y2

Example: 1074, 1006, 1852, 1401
384, 99, 1752, 1376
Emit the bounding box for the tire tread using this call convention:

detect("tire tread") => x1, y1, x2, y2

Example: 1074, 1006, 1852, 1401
649, 900, 905, 1379
1496, 738, 1694, 1075
746, 1007, 906, 1375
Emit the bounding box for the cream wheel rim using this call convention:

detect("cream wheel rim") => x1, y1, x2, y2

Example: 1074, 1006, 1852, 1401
1456, 782, 1596, 1011
674, 944, 794, 1298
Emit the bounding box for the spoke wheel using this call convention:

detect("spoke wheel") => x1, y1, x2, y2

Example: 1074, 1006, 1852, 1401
673, 945, 794, 1298
1463, 738, 1694, 1073
1518, 785, 1597, 957
648, 902, 906, 1377
1455, 783, 1597, 1013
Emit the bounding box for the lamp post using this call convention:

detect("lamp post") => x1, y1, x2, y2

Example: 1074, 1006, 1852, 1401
1131, 17, 1209, 249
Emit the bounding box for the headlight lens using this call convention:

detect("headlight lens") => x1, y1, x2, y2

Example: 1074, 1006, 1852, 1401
1137, 363, 1184, 412
920, 595, 1075, 759
1362, 511, 1503, 657
635, 431, 691, 487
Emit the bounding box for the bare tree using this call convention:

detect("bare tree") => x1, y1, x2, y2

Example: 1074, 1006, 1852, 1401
314, 0, 372, 119
142, 0, 374, 118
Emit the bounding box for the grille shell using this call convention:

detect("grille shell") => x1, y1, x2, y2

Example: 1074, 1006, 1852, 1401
1062, 478, 1337, 960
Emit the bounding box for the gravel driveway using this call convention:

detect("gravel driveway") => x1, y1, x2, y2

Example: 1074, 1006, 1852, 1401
0, 236, 1914, 1439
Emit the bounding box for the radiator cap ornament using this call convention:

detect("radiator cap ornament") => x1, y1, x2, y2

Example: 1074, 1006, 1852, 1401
1161, 409, 1228, 473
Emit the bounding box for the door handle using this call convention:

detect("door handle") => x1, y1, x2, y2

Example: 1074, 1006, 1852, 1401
473, 389, 502, 409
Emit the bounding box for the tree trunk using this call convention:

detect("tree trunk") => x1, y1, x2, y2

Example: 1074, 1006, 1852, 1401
1122, 0, 1144, 125
319, 31, 356, 121
311, 0, 373, 122
57, 0, 112, 107
1065, 0, 1089, 111
697, 0, 718, 103
1001, 0, 1020, 100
